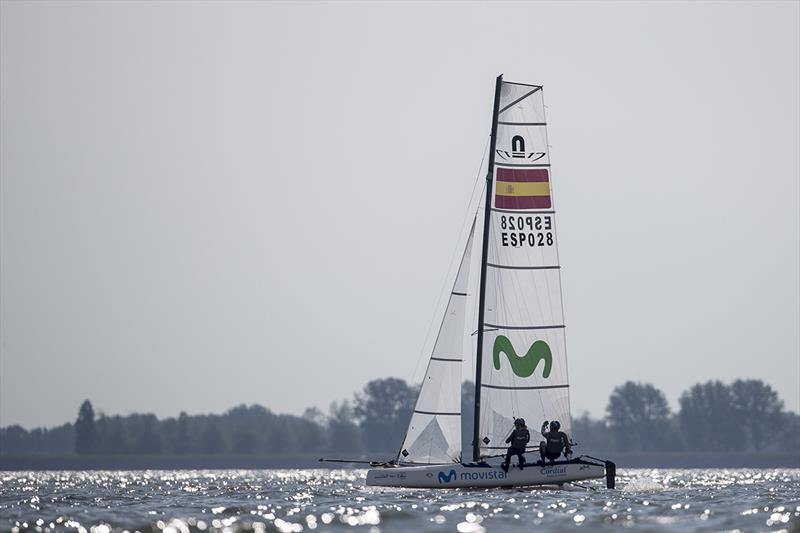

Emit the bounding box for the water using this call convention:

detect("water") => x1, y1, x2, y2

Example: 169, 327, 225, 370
1, 469, 799, 532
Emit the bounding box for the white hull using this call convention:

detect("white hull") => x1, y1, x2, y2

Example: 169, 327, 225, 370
366, 458, 608, 489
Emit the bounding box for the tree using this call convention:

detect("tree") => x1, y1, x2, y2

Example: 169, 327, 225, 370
328, 401, 362, 453
572, 412, 615, 451
75, 400, 96, 454
297, 409, 326, 452
303, 407, 326, 428
678, 381, 741, 451
132, 414, 163, 454
201, 424, 225, 454
0, 425, 28, 455
776, 411, 800, 453
730, 379, 784, 451
96, 415, 126, 454
354, 378, 416, 453
174, 412, 191, 453
606, 382, 674, 451
0, 424, 76, 455
232, 426, 256, 453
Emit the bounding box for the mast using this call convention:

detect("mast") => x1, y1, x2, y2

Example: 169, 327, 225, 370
472, 74, 503, 462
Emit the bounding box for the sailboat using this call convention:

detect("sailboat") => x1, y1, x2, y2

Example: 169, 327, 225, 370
363, 76, 615, 489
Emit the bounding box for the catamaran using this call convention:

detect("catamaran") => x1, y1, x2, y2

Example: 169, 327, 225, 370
332, 76, 615, 489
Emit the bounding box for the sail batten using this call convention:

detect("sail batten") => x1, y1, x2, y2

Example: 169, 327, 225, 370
482, 384, 569, 390
484, 323, 565, 330
487, 263, 560, 270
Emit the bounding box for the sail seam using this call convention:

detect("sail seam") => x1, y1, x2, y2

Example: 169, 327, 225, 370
481, 384, 570, 390
484, 323, 565, 330
430, 357, 462, 362
413, 409, 461, 416
498, 87, 542, 114
397, 461, 455, 466
487, 263, 559, 270
482, 445, 546, 450
502, 80, 543, 89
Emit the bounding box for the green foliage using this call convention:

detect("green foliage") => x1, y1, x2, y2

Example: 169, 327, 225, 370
606, 382, 675, 451
1, 378, 797, 457
730, 379, 784, 451
679, 380, 742, 451
679, 379, 788, 452
353, 378, 417, 453
75, 400, 96, 455
328, 401, 362, 453
0, 423, 75, 455
572, 412, 614, 451
776, 411, 800, 453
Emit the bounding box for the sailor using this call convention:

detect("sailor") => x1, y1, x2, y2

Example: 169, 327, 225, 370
501, 418, 530, 473
539, 420, 572, 465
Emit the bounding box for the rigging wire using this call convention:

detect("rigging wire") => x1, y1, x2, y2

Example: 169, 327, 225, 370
396, 136, 489, 463
408, 136, 491, 388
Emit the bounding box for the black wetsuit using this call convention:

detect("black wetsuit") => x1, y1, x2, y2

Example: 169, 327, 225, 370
539, 429, 571, 463
504, 428, 531, 469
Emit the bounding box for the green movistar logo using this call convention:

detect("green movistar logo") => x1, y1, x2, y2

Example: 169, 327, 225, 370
492, 335, 552, 378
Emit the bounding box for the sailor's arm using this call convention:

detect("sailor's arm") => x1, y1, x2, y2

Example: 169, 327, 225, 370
563, 433, 572, 455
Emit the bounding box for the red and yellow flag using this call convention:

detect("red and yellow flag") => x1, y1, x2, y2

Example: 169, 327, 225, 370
495, 168, 551, 209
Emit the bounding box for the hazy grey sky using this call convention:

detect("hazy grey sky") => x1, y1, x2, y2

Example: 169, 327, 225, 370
1, 1, 798, 429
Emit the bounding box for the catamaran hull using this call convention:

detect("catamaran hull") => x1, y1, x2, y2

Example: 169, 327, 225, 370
366, 458, 608, 489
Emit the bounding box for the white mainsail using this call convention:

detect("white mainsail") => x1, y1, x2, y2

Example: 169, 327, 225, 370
477, 81, 572, 458
398, 223, 476, 464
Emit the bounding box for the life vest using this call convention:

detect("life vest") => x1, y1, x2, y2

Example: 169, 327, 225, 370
511, 428, 530, 449
545, 432, 565, 454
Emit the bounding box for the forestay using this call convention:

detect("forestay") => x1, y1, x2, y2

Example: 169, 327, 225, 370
397, 224, 476, 464
478, 81, 572, 458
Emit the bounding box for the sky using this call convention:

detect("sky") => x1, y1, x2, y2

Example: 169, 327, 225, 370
1, 1, 798, 429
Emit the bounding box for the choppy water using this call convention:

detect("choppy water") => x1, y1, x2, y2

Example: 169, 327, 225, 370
1, 469, 799, 533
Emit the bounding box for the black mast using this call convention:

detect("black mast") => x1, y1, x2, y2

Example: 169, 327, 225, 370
472, 74, 503, 462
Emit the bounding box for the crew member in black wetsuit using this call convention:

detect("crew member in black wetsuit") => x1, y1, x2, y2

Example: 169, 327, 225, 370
539, 420, 572, 465
501, 418, 530, 473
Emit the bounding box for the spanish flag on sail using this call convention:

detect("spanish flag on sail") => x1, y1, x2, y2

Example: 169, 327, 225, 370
494, 168, 551, 209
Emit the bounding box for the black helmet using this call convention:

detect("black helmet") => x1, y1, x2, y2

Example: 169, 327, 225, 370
550, 420, 561, 431
514, 418, 526, 427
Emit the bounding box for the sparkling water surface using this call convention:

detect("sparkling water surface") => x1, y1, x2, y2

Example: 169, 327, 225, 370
1, 469, 799, 533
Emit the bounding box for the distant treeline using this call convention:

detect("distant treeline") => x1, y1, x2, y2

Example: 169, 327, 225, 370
1, 378, 798, 457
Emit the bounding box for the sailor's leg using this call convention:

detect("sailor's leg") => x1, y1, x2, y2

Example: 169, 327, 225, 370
502, 448, 512, 472
504, 448, 514, 464
538, 442, 546, 466
517, 452, 525, 470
